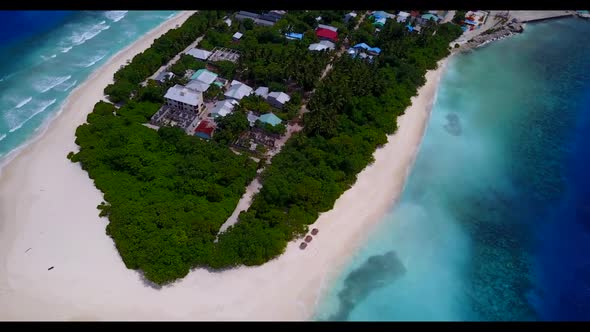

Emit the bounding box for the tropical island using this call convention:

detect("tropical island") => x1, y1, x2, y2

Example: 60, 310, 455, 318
68, 10, 462, 284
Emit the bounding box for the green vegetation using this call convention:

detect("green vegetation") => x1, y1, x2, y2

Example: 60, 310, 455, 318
213, 112, 250, 145
104, 11, 224, 104
70, 100, 257, 284
72, 11, 462, 284
169, 54, 206, 77
213, 20, 462, 268
453, 10, 467, 24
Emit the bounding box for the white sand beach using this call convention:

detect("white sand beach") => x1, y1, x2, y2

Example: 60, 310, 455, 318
0, 9, 450, 319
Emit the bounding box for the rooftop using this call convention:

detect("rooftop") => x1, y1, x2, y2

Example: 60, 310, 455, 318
186, 80, 210, 92
285, 32, 303, 40
317, 24, 338, 32
268, 91, 290, 104
315, 28, 338, 42
195, 120, 215, 139
210, 99, 238, 118
164, 84, 203, 106
255, 86, 269, 98
224, 81, 253, 100
191, 69, 218, 85
233, 32, 243, 40
186, 48, 211, 61
259, 113, 282, 126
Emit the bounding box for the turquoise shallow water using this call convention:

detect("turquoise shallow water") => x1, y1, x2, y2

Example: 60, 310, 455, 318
0, 11, 178, 161
315, 17, 590, 321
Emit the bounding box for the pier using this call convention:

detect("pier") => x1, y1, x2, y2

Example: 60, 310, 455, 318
510, 10, 573, 23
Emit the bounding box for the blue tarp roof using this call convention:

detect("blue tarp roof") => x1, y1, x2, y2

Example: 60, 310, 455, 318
464, 19, 477, 25
259, 113, 282, 126
368, 47, 381, 54
353, 43, 371, 50
406, 25, 414, 32
285, 32, 303, 40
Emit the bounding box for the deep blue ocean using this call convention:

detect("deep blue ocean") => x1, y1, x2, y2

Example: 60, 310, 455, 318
0, 10, 177, 162
315, 17, 590, 321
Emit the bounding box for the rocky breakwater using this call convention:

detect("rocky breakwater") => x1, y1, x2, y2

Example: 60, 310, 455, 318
462, 23, 524, 51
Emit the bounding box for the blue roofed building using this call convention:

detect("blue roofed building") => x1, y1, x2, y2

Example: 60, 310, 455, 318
285, 32, 303, 40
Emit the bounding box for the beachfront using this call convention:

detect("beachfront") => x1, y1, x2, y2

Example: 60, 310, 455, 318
1, 11, 448, 320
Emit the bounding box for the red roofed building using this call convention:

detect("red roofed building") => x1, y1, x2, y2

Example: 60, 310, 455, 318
315, 28, 338, 42
410, 10, 420, 17
195, 120, 215, 140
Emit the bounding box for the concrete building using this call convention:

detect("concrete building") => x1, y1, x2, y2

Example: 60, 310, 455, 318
164, 84, 205, 114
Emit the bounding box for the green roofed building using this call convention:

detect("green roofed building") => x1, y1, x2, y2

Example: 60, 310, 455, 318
258, 113, 282, 126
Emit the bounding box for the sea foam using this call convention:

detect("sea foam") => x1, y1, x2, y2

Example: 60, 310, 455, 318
8, 99, 57, 133
105, 11, 128, 23
34, 75, 72, 93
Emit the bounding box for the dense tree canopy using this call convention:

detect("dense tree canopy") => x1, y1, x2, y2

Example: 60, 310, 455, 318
72, 11, 463, 284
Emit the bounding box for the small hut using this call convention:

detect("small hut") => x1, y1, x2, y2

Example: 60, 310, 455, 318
300, 242, 307, 249
311, 228, 319, 236
305, 235, 313, 243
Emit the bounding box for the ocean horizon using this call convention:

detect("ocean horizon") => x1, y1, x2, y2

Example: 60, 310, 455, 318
314, 16, 590, 321
0, 10, 178, 164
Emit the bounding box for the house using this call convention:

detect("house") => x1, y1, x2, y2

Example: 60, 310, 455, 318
258, 12, 282, 25
308, 40, 336, 52
353, 43, 381, 55
255, 86, 269, 98
209, 99, 238, 119
224, 80, 253, 101
235, 11, 260, 21
270, 10, 287, 16
371, 11, 395, 20
344, 12, 357, 23
315, 28, 338, 42
224, 18, 232, 27
267, 91, 290, 109
194, 120, 215, 140
247, 111, 260, 126
186, 48, 211, 61
397, 11, 410, 23
186, 80, 210, 93
421, 13, 440, 22
232, 32, 243, 41
413, 25, 422, 33
285, 32, 303, 40
259, 113, 282, 126
317, 24, 338, 32
191, 69, 218, 85
255, 18, 276, 27
164, 84, 205, 114
373, 17, 387, 27
155, 71, 174, 83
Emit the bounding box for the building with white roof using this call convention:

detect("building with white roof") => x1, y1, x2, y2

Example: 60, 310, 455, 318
267, 91, 290, 109
255, 86, 269, 98
224, 80, 253, 101
397, 11, 410, 23
186, 48, 212, 61
164, 84, 205, 114
209, 99, 238, 119
232, 32, 243, 41
308, 40, 336, 52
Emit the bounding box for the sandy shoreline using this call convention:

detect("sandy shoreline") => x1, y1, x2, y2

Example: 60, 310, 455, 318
0, 10, 451, 319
